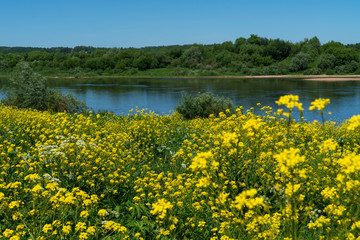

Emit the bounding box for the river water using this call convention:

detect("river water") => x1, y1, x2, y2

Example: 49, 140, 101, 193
1, 77, 360, 122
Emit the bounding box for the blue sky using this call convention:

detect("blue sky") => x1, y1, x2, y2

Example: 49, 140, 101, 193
1, 0, 360, 48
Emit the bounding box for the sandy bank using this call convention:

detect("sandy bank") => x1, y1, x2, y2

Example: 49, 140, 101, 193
41, 75, 360, 81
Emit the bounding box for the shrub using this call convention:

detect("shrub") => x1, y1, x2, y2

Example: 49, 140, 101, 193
289, 52, 312, 72
175, 92, 235, 119
2, 61, 88, 113
304, 67, 322, 75
335, 60, 359, 74
259, 62, 289, 75
317, 53, 336, 70
240, 63, 250, 74
3, 61, 48, 110
182, 46, 203, 68
46, 89, 88, 113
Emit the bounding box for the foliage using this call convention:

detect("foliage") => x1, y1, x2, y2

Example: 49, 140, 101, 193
307, 36, 321, 53
304, 67, 322, 75
322, 41, 359, 66
1, 35, 360, 76
265, 38, 292, 60
46, 89, 88, 113
335, 61, 359, 74
257, 62, 289, 75
3, 61, 48, 110
317, 53, 336, 70
135, 55, 153, 70
2, 61, 87, 113
289, 52, 312, 72
181, 46, 203, 68
0, 57, 8, 70
175, 92, 235, 119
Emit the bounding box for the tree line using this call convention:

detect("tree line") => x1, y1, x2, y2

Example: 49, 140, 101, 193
0, 35, 359, 76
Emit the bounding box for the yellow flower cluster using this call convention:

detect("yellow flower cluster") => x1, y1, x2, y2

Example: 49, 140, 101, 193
189, 151, 213, 171
275, 94, 303, 111
274, 148, 306, 177
231, 189, 264, 210
346, 114, 360, 131
150, 198, 174, 219
309, 98, 330, 111
0, 96, 360, 239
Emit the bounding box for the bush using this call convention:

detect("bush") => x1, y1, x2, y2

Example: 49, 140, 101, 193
46, 89, 88, 113
3, 61, 48, 110
289, 52, 312, 72
335, 60, 359, 74
259, 62, 289, 75
304, 67, 322, 75
317, 53, 336, 70
240, 63, 250, 74
2, 61, 88, 113
182, 46, 203, 68
175, 92, 235, 119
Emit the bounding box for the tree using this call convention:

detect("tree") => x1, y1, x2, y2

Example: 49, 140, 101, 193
104, 48, 121, 57
221, 41, 235, 52
169, 46, 183, 59
265, 39, 292, 60
96, 57, 115, 70
182, 46, 203, 68
322, 41, 359, 65
5, 53, 23, 68
0, 56, 8, 71
26, 51, 54, 62
154, 50, 171, 68
4, 61, 48, 110
289, 52, 312, 72
308, 36, 321, 53
2, 61, 87, 113
247, 34, 268, 46
300, 44, 318, 59
135, 55, 153, 70
317, 54, 336, 70
62, 56, 81, 69
215, 50, 233, 67
235, 37, 247, 52
335, 61, 359, 74
238, 44, 262, 56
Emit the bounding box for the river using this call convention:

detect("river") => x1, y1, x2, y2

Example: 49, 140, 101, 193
1, 77, 360, 122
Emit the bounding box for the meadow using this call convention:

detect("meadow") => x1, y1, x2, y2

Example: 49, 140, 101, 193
1, 96, 360, 239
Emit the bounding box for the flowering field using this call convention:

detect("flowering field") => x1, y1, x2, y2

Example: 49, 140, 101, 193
1, 96, 360, 240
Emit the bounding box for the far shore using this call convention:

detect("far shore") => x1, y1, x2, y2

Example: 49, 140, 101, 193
49, 75, 360, 82
2, 74, 360, 82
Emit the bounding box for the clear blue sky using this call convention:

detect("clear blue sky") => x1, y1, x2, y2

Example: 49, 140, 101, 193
2, 0, 360, 48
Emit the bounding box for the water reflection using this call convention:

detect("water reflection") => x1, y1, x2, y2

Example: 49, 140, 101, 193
1, 77, 360, 122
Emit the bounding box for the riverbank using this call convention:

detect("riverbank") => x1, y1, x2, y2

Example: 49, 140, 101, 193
48, 74, 360, 81
2, 74, 360, 81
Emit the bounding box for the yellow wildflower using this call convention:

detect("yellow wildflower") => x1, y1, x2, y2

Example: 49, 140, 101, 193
42, 224, 53, 234
97, 209, 108, 217
189, 151, 213, 171
309, 98, 330, 111
232, 189, 264, 210
150, 198, 173, 219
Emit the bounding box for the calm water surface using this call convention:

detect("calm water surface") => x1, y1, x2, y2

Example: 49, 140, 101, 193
1, 77, 360, 122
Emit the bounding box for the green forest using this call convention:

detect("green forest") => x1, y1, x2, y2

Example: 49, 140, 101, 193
1, 35, 360, 76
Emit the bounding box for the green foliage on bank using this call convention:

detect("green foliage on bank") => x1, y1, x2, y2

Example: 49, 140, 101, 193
1, 35, 360, 76
1, 61, 88, 113
175, 92, 235, 119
